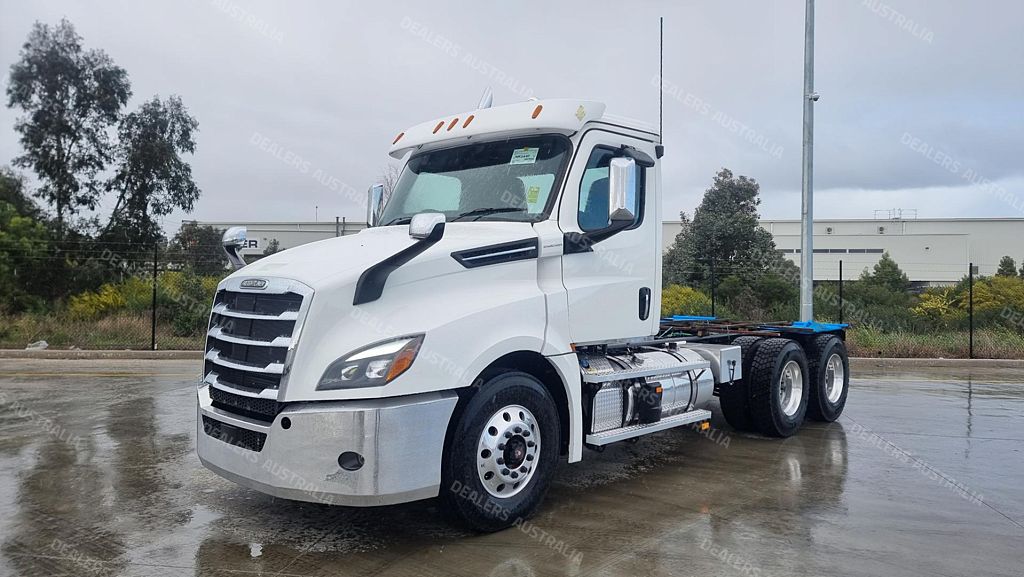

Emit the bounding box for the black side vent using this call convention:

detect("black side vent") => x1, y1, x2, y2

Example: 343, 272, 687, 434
451, 238, 539, 269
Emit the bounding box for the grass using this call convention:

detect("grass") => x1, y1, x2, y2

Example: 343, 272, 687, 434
846, 326, 1024, 359
0, 313, 206, 350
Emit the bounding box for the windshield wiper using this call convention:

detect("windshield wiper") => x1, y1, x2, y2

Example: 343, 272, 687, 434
383, 216, 413, 226
451, 207, 526, 221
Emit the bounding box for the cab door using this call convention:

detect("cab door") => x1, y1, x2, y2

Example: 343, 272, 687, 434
558, 131, 659, 343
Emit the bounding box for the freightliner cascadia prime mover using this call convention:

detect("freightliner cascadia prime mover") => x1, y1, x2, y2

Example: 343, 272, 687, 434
196, 98, 850, 531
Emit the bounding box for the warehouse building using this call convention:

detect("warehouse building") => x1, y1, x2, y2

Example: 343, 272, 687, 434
665, 217, 1024, 285
192, 216, 1024, 285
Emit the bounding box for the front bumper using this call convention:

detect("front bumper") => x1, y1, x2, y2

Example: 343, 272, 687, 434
196, 385, 458, 506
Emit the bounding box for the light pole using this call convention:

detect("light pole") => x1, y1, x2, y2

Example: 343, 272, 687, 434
799, 0, 818, 323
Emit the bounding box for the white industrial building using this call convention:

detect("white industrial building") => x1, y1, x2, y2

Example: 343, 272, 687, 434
664, 217, 1024, 284
191, 216, 1023, 285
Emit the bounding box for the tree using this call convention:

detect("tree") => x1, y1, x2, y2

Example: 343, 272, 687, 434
863, 252, 911, 293
103, 95, 200, 245
0, 201, 51, 312
168, 223, 225, 277
996, 255, 1017, 277
662, 168, 793, 287
0, 167, 42, 219
6, 19, 131, 232
262, 239, 280, 257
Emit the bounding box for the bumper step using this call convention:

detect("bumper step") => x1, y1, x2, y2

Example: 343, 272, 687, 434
585, 409, 712, 446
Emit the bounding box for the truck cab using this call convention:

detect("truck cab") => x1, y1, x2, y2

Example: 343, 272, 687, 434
197, 98, 850, 531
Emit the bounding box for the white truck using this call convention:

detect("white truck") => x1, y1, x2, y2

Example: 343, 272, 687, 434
196, 98, 850, 531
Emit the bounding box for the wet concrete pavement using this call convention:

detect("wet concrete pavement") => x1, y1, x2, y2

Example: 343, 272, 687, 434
0, 360, 1021, 576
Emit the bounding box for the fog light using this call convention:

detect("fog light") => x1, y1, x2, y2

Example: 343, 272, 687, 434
338, 451, 364, 471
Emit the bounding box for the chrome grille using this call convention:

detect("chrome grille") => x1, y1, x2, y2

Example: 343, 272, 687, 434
203, 279, 312, 420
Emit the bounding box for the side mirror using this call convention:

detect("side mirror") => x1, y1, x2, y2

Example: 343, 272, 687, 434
222, 226, 248, 269
409, 212, 445, 240
367, 184, 385, 226
608, 157, 636, 223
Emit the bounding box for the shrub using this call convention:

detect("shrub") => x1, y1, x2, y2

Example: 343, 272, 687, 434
661, 285, 712, 317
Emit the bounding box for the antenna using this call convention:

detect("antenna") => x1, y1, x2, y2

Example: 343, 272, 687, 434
659, 16, 664, 142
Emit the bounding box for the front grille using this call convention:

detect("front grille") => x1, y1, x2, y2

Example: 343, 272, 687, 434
204, 284, 309, 420
202, 415, 267, 452
212, 314, 294, 342
215, 291, 303, 316
210, 386, 281, 423
205, 362, 282, 391
210, 339, 287, 367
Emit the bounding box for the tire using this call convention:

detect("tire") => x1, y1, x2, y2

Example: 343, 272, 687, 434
748, 338, 809, 437
718, 336, 764, 432
440, 371, 560, 532
805, 335, 850, 422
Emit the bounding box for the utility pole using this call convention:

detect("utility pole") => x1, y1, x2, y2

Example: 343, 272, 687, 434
799, 0, 819, 323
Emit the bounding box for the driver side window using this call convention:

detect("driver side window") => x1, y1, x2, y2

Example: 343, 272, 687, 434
577, 147, 643, 232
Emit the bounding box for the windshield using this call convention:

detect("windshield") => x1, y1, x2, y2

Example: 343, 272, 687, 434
379, 135, 571, 225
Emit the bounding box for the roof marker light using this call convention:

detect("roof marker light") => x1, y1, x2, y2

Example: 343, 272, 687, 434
531, 105, 543, 119
447, 117, 459, 131
392, 132, 405, 145
463, 115, 475, 128
433, 121, 445, 134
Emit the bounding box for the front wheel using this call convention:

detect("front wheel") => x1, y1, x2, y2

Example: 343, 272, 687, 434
440, 371, 560, 532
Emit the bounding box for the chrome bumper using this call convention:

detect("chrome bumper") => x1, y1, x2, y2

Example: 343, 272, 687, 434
196, 385, 458, 506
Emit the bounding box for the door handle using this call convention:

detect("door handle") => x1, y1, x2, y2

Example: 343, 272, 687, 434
639, 287, 651, 321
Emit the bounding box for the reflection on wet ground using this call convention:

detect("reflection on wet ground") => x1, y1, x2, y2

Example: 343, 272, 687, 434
0, 360, 1021, 576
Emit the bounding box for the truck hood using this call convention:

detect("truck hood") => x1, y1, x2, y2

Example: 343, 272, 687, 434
229, 221, 541, 289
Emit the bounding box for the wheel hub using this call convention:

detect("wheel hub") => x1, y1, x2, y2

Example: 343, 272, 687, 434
824, 353, 845, 403
779, 360, 803, 417
477, 404, 541, 498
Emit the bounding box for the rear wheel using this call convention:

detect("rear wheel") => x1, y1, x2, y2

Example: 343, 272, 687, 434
748, 338, 809, 437
718, 336, 763, 432
805, 335, 849, 422
440, 371, 559, 532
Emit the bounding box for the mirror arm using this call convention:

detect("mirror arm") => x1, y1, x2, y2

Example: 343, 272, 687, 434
619, 145, 655, 168
562, 219, 632, 255
223, 245, 246, 269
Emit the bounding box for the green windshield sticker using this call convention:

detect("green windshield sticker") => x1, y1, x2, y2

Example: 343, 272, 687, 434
527, 185, 540, 203
510, 147, 539, 165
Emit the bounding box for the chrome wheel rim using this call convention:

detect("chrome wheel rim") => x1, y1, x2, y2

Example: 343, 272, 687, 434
779, 360, 803, 417
477, 404, 541, 498
824, 353, 845, 404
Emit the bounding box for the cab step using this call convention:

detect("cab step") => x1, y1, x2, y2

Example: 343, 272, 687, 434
585, 408, 712, 446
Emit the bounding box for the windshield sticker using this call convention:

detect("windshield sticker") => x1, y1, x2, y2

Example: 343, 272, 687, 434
527, 185, 541, 203
510, 147, 539, 165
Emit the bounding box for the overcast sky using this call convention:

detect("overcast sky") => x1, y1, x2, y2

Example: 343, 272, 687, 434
1, 0, 1022, 233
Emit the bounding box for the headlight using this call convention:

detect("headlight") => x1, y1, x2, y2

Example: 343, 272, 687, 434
317, 335, 424, 390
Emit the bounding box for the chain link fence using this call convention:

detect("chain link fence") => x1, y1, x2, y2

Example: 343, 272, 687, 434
3, 241, 1024, 358
1, 239, 227, 350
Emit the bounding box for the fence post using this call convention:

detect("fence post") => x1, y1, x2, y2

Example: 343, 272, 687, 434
838, 259, 844, 324
335, 216, 340, 237
709, 259, 716, 317
968, 262, 974, 359
151, 243, 158, 351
